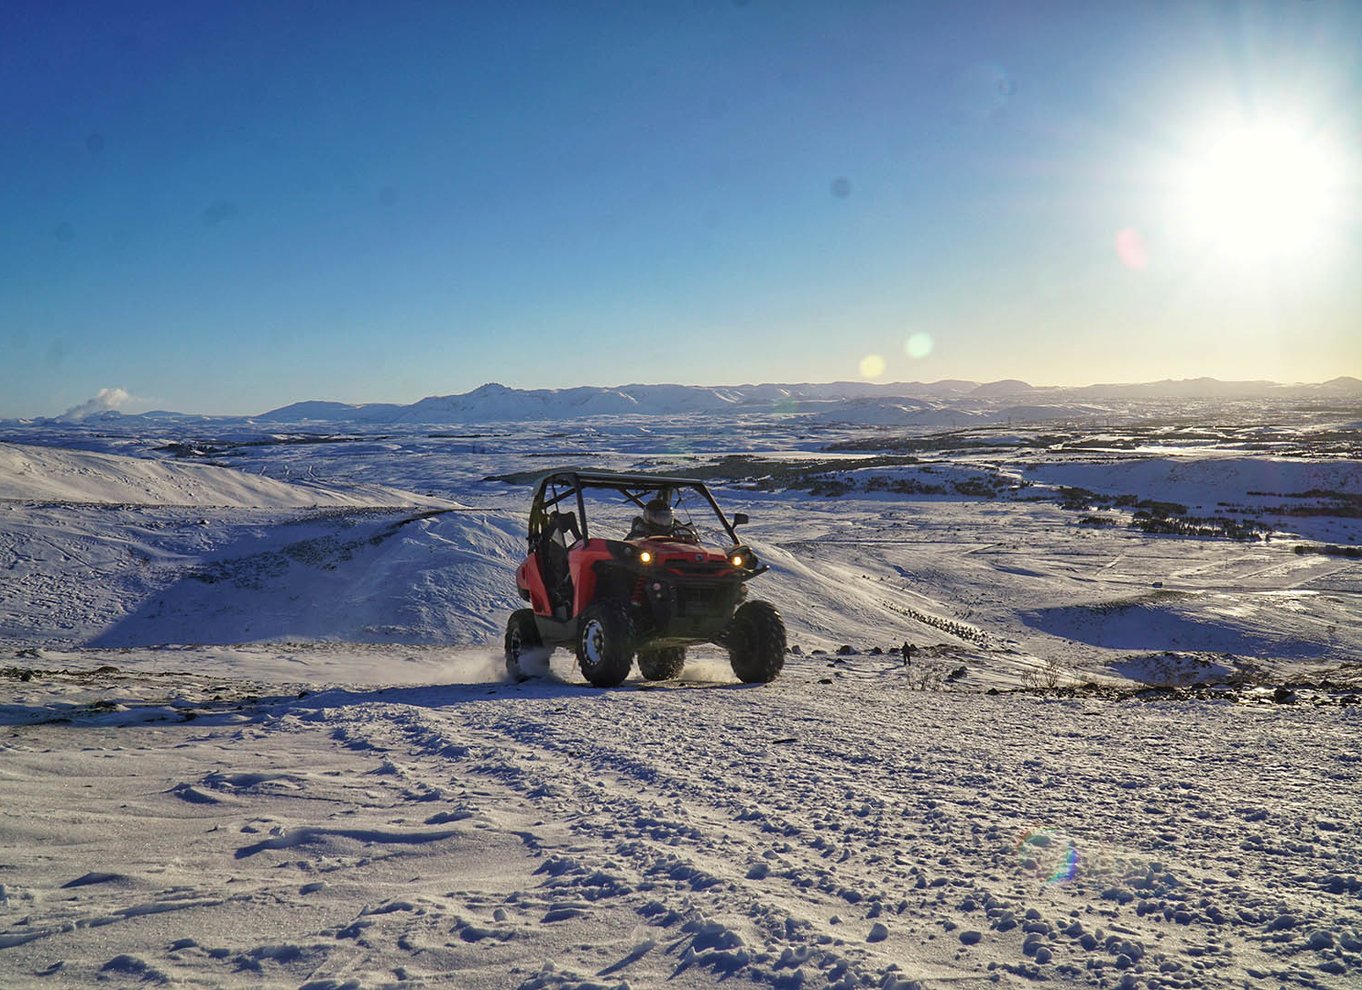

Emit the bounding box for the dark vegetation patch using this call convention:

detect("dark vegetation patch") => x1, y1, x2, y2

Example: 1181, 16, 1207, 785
1018, 680, 1361, 707
833, 418, 1362, 458
1057, 488, 1273, 541
1129, 512, 1272, 541
825, 433, 1016, 455
157, 434, 389, 460
1056, 487, 1188, 516
653, 454, 1021, 500
487, 454, 939, 494
1293, 543, 1362, 559
1244, 489, 1362, 519
650, 453, 923, 489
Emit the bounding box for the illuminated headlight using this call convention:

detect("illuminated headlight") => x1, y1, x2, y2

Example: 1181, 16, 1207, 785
639, 550, 653, 564
731, 554, 745, 568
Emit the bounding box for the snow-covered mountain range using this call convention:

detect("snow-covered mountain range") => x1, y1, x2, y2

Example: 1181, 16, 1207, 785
12, 377, 1362, 427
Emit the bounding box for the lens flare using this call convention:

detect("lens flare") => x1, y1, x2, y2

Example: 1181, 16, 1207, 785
1115, 227, 1148, 270
859, 354, 886, 379
954, 62, 1016, 121
1015, 829, 1080, 884
904, 333, 934, 360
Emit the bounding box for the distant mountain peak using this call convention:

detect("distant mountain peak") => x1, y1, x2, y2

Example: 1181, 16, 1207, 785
971, 379, 1034, 397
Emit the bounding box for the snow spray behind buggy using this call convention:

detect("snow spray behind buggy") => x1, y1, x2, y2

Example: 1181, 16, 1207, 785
504, 471, 786, 687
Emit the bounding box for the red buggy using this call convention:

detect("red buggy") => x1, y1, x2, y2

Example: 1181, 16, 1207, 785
505, 471, 786, 687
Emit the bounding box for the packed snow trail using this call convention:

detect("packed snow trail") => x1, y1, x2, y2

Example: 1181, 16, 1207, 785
2, 654, 1358, 988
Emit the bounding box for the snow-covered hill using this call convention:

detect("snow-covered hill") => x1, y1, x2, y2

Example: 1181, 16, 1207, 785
0, 443, 527, 647
0, 442, 982, 652
0, 441, 436, 509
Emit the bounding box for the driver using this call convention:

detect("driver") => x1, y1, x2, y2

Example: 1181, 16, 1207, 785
628, 497, 677, 539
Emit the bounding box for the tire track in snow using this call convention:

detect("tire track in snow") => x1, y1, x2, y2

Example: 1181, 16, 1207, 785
324, 693, 969, 989
327, 690, 1039, 986
314, 676, 1362, 989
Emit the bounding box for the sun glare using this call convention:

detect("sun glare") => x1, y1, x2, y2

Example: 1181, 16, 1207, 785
858, 354, 886, 379
1167, 117, 1348, 271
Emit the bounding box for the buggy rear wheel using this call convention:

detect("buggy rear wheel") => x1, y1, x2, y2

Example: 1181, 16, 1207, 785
638, 646, 686, 681
504, 608, 543, 680
727, 600, 786, 683
576, 601, 635, 688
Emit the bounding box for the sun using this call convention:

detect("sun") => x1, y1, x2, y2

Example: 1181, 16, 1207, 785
1166, 116, 1348, 271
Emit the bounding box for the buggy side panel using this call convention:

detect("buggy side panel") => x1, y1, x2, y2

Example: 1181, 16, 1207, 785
569, 539, 629, 616
516, 553, 552, 615
521, 509, 582, 619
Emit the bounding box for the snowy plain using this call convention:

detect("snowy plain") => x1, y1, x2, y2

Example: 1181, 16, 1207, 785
1, 391, 1360, 989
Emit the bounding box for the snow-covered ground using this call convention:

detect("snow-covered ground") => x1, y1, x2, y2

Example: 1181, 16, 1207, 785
2, 404, 1360, 988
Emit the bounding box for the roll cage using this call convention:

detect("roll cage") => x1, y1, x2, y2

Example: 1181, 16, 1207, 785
527, 470, 743, 548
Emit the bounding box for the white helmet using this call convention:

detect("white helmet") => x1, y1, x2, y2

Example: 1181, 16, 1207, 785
644, 497, 673, 530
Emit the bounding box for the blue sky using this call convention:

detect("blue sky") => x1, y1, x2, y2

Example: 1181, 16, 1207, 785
3, 1, 1359, 417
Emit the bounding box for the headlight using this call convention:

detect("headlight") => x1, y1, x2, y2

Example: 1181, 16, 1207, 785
731, 554, 745, 568
639, 550, 653, 564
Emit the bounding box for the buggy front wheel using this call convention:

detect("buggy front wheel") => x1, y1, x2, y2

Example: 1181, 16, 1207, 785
576, 601, 635, 688
726, 600, 786, 684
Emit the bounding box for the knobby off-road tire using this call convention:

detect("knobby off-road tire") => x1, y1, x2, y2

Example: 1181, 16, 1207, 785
504, 608, 542, 680
576, 600, 635, 688
727, 600, 786, 684
638, 646, 686, 681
